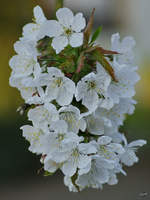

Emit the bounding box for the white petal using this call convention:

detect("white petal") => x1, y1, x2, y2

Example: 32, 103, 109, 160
87, 115, 104, 135
72, 13, 86, 32
45, 83, 59, 101
33, 6, 46, 24
122, 36, 136, 51
98, 136, 112, 145
108, 174, 118, 185
33, 63, 42, 78
82, 91, 99, 112
62, 158, 77, 177
56, 78, 75, 106
128, 140, 147, 148
52, 36, 68, 54
79, 143, 97, 154
51, 120, 68, 133
47, 67, 64, 78
78, 155, 91, 171
75, 80, 84, 102
98, 158, 115, 170
23, 23, 39, 40
44, 159, 59, 173
79, 118, 86, 132
39, 20, 63, 38
52, 151, 70, 163
69, 33, 83, 47
57, 87, 73, 106
108, 143, 125, 154
78, 162, 91, 176
121, 150, 138, 166
56, 8, 74, 28
111, 33, 121, 51
20, 87, 36, 101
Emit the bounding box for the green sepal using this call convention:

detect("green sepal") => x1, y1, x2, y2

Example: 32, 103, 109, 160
71, 171, 80, 192
44, 171, 54, 177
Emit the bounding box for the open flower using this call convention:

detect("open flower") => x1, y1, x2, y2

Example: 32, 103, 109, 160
40, 8, 86, 53
20, 125, 45, 154
111, 33, 136, 65
41, 120, 83, 163
45, 67, 75, 106
9, 40, 39, 78
28, 103, 59, 132
61, 142, 97, 177
75, 66, 111, 112
120, 136, 147, 166
76, 155, 116, 190
106, 61, 140, 105
59, 105, 86, 134
23, 6, 47, 41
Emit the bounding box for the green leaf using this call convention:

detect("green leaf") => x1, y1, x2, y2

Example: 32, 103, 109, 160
44, 171, 54, 177
90, 26, 102, 44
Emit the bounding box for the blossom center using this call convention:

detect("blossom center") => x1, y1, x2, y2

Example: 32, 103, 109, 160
53, 77, 63, 87
57, 133, 65, 142
64, 28, 73, 36
99, 145, 111, 159
87, 81, 96, 90
72, 148, 79, 158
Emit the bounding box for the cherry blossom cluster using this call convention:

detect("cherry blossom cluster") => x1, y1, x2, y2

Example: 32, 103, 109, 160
9, 6, 146, 192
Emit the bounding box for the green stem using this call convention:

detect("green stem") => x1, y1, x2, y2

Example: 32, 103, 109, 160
56, 0, 64, 11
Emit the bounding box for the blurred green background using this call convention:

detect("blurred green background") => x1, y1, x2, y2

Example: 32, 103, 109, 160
0, 0, 150, 199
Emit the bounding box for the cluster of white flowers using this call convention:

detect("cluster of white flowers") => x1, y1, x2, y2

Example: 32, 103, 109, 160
9, 6, 146, 192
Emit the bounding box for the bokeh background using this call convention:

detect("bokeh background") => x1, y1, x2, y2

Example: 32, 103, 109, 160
0, 0, 150, 199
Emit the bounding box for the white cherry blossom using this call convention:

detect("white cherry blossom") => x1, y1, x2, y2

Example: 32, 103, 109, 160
85, 113, 105, 135
39, 8, 86, 53
9, 40, 39, 80
96, 98, 137, 129
61, 143, 97, 177
23, 6, 47, 41
76, 155, 115, 190
120, 136, 147, 166
59, 105, 86, 134
45, 67, 75, 106
75, 67, 111, 112
96, 136, 125, 159
20, 125, 45, 154
28, 103, 59, 131
111, 33, 136, 65
107, 61, 140, 105
41, 120, 83, 163
44, 156, 60, 174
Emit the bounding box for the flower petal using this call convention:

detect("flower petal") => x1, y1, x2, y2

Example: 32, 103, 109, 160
33, 6, 46, 24
62, 157, 77, 177
56, 8, 74, 28
44, 158, 59, 173
39, 20, 63, 38
72, 13, 86, 32
69, 33, 83, 47
52, 36, 68, 54
128, 140, 147, 148
98, 136, 112, 145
